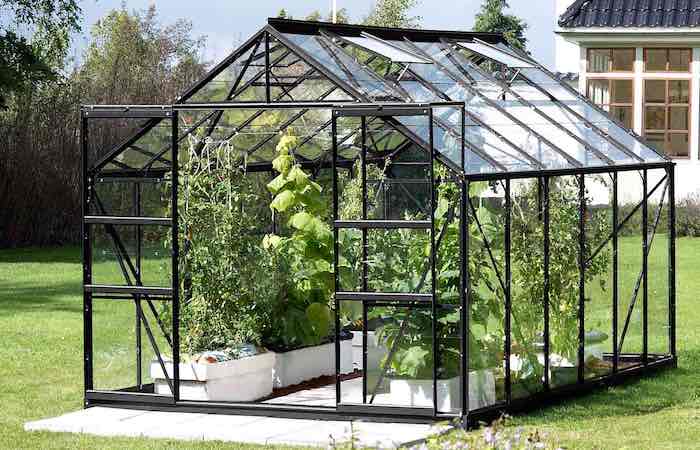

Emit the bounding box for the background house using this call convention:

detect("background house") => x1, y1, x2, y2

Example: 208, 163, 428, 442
555, 0, 700, 199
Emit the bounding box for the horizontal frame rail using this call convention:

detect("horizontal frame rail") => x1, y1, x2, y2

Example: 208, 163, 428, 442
335, 292, 433, 302
334, 220, 431, 229
84, 285, 173, 296
84, 216, 171, 226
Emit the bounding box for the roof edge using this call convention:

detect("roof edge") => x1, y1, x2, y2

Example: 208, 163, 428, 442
267, 17, 504, 44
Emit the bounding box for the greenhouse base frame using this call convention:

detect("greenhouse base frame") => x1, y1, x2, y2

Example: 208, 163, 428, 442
80, 18, 677, 429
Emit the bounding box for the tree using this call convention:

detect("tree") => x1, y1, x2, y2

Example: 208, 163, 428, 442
473, 0, 528, 52
363, 0, 421, 28
306, 8, 350, 24
0, 0, 81, 108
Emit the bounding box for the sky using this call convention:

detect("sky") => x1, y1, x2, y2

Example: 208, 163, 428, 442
75, 0, 557, 68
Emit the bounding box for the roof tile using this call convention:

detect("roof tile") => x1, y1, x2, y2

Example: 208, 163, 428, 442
559, 0, 700, 27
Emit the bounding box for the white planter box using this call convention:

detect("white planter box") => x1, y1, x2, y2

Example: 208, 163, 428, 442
150, 351, 275, 402
351, 331, 387, 371
389, 370, 496, 411
273, 339, 353, 388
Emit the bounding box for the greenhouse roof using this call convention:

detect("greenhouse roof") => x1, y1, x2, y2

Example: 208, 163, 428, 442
86, 18, 669, 179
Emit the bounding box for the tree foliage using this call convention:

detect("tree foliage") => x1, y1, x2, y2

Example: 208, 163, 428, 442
363, 0, 422, 28
0, 0, 81, 108
0, 5, 206, 247
473, 0, 528, 52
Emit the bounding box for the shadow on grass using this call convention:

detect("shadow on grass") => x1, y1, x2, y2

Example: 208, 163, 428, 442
0, 246, 80, 264
0, 280, 82, 316
515, 352, 699, 425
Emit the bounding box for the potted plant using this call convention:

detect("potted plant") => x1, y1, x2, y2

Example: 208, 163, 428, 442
262, 134, 352, 388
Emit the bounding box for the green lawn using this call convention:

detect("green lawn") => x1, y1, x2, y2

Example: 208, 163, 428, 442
1, 239, 699, 449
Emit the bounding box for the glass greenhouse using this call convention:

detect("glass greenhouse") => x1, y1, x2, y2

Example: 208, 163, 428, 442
80, 18, 676, 426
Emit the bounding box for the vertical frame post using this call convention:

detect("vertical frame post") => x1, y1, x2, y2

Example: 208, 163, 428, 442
135, 182, 143, 390
668, 164, 676, 359
460, 177, 469, 426
429, 107, 438, 415
642, 169, 648, 365
613, 171, 619, 373
81, 112, 93, 401
361, 116, 368, 404
458, 104, 469, 423
332, 112, 341, 406
578, 175, 585, 383
505, 178, 512, 404
543, 176, 550, 391
265, 32, 271, 104
171, 110, 180, 402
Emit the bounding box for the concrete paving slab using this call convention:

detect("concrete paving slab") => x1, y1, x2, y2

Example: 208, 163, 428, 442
24, 407, 450, 447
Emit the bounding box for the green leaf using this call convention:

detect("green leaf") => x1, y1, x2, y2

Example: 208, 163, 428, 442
305, 302, 331, 340
270, 190, 295, 212
288, 166, 309, 188
267, 174, 289, 194
288, 211, 314, 231
272, 153, 294, 175
398, 346, 430, 377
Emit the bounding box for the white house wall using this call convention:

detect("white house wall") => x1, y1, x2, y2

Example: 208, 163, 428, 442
555, 4, 700, 200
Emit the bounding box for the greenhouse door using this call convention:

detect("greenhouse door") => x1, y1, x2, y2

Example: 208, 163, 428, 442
331, 105, 442, 418
81, 107, 179, 406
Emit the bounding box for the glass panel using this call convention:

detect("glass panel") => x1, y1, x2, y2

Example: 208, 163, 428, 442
669, 133, 689, 157
645, 133, 665, 153
612, 49, 634, 71
520, 67, 664, 162
510, 178, 545, 398
548, 176, 581, 389
610, 106, 633, 129
456, 42, 535, 68
343, 36, 429, 64
367, 228, 431, 294
91, 179, 170, 217
91, 224, 171, 287
669, 80, 689, 103
645, 80, 666, 103
93, 298, 173, 396
281, 33, 401, 100
588, 49, 611, 73
646, 169, 670, 357
339, 300, 372, 405
645, 49, 667, 71
617, 171, 644, 368
468, 181, 505, 409
668, 49, 690, 72
584, 175, 614, 380
645, 106, 666, 130
93, 299, 139, 391
142, 299, 174, 396
611, 80, 633, 103
366, 304, 434, 409
437, 306, 462, 413
669, 107, 689, 130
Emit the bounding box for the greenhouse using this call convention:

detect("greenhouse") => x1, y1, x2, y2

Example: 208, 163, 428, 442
80, 18, 676, 426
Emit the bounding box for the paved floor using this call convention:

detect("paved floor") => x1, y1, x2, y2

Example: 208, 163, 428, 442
24, 406, 448, 448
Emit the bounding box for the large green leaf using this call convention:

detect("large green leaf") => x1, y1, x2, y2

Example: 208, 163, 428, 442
270, 190, 296, 212
305, 302, 331, 340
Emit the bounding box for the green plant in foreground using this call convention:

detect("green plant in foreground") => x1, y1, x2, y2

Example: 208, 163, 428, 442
262, 133, 336, 350
177, 137, 276, 354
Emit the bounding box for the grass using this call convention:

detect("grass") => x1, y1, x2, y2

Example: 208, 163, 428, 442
1, 238, 699, 449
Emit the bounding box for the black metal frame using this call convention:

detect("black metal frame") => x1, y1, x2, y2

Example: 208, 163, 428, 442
79, 17, 677, 428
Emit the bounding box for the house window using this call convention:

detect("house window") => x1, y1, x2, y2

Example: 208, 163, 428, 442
644, 79, 690, 157
586, 79, 634, 129
588, 48, 634, 73
644, 48, 691, 72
